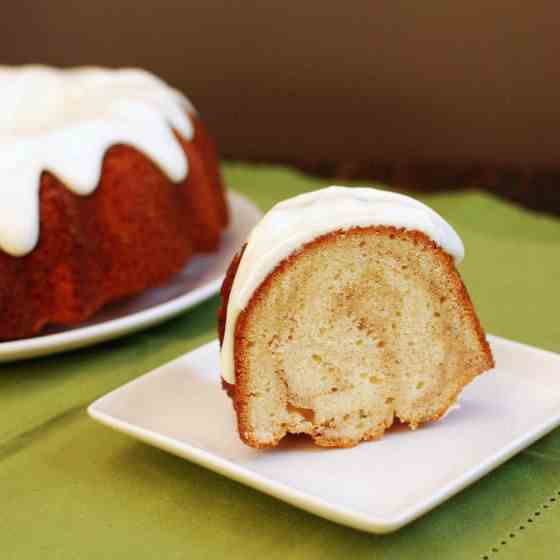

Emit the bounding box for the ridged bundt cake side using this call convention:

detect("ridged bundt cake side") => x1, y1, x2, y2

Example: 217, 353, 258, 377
218, 244, 246, 399
0, 115, 227, 341
0, 66, 229, 341
189, 115, 229, 229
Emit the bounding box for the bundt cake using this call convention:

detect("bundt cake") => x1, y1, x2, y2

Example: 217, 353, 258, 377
0, 65, 228, 341
218, 186, 494, 448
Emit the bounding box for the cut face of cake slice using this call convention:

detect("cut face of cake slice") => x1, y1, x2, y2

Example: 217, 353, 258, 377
219, 187, 494, 448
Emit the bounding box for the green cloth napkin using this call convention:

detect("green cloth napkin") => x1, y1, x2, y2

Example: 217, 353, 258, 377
2, 163, 560, 560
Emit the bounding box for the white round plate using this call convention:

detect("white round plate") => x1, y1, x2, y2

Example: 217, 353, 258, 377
0, 191, 262, 363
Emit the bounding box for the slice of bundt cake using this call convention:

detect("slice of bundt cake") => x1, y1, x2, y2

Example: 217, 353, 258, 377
219, 187, 493, 448
0, 66, 228, 341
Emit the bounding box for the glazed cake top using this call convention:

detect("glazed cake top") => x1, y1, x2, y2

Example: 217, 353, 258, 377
0, 65, 194, 256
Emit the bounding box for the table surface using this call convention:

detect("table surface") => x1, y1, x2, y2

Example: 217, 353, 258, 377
2, 163, 560, 560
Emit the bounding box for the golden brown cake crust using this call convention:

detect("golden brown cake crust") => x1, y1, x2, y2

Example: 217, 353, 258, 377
219, 226, 494, 449
0, 115, 228, 341
218, 244, 246, 399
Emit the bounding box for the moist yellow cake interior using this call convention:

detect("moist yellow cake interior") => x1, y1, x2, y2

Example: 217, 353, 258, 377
235, 227, 491, 448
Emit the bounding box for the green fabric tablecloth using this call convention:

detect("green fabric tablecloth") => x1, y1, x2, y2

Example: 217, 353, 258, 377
2, 163, 560, 559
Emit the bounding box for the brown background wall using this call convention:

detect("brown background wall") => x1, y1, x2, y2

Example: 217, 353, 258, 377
2, 2, 559, 170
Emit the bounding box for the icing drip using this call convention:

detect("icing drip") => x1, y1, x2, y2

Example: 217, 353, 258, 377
0, 65, 194, 256
220, 186, 465, 383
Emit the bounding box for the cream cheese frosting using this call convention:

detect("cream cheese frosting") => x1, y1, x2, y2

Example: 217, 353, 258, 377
0, 65, 194, 256
220, 186, 465, 383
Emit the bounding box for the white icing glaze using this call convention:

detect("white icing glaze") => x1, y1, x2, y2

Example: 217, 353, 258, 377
0, 65, 195, 256
220, 186, 465, 383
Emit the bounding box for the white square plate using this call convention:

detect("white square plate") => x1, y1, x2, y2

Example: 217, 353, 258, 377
88, 336, 560, 533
